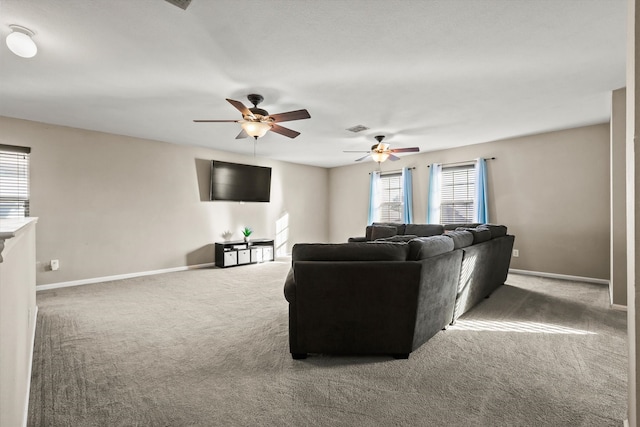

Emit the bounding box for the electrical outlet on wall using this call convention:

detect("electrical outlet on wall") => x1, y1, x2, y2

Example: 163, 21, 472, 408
50, 259, 59, 270
512, 249, 519, 257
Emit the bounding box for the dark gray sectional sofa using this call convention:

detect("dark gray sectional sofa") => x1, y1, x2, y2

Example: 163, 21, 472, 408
283, 223, 515, 360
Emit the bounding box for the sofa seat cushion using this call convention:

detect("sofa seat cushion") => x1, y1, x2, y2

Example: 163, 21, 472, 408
375, 234, 418, 242
292, 242, 410, 262
444, 230, 474, 249
444, 223, 481, 231
347, 236, 367, 243
408, 235, 454, 260
404, 224, 444, 237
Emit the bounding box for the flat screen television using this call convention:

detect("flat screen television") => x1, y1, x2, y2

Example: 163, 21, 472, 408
210, 160, 272, 202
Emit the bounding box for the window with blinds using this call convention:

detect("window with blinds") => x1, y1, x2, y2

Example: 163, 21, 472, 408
0, 144, 31, 218
379, 173, 403, 222
440, 164, 474, 223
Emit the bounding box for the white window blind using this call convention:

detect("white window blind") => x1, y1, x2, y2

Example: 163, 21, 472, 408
0, 144, 31, 218
440, 164, 474, 223
379, 173, 403, 222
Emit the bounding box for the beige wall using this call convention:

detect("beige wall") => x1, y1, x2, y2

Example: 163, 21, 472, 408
612, 87, 628, 306
0, 116, 612, 283
330, 124, 611, 280
0, 116, 329, 286
627, 0, 639, 424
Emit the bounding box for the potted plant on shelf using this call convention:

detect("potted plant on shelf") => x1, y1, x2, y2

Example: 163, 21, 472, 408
242, 227, 253, 243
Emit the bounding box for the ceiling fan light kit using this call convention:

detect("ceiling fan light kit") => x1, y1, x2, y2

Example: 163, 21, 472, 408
194, 94, 310, 141
371, 150, 390, 163
240, 120, 271, 138
344, 135, 420, 163
6, 25, 37, 58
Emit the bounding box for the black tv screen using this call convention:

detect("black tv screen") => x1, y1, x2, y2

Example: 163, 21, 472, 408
210, 160, 272, 202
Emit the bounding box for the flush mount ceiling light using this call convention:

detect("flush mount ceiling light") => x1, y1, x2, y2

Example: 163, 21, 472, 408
6, 25, 37, 58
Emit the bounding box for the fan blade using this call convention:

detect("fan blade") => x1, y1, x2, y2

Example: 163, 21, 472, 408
226, 98, 254, 119
343, 150, 372, 153
235, 129, 249, 139
270, 124, 300, 138
388, 154, 400, 161
193, 119, 239, 122
355, 154, 371, 162
269, 109, 311, 123
390, 147, 420, 153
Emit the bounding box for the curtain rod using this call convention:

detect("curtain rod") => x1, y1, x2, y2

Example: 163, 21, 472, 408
427, 157, 496, 167
369, 167, 416, 175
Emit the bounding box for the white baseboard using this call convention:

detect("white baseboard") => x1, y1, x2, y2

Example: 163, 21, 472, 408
23, 305, 38, 427
509, 269, 626, 311
611, 304, 628, 312
36, 263, 216, 291
508, 268, 609, 286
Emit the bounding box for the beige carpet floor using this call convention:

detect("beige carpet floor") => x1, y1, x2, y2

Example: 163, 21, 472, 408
29, 259, 627, 426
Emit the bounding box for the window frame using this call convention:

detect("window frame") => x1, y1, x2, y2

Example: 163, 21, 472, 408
0, 144, 31, 219
439, 163, 475, 224
377, 172, 404, 223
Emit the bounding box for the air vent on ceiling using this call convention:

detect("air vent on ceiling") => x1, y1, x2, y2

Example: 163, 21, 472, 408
346, 125, 369, 133
164, 0, 192, 10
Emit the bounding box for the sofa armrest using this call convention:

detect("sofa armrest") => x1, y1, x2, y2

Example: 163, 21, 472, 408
347, 236, 367, 243
283, 267, 296, 303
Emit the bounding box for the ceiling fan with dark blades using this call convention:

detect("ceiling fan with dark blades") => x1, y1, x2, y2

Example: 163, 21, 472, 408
344, 135, 420, 163
194, 94, 310, 140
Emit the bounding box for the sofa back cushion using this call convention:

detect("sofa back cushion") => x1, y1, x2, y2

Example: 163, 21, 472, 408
292, 242, 409, 262
457, 227, 492, 244
478, 224, 508, 238
369, 225, 399, 240
444, 230, 474, 249
444, 223, 481, 231
408, 235, 454, 260
365, 222, 406, 240
404, 224, 444, 237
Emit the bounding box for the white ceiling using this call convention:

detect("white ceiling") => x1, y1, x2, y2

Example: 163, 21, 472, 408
0, 0, 628, 168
